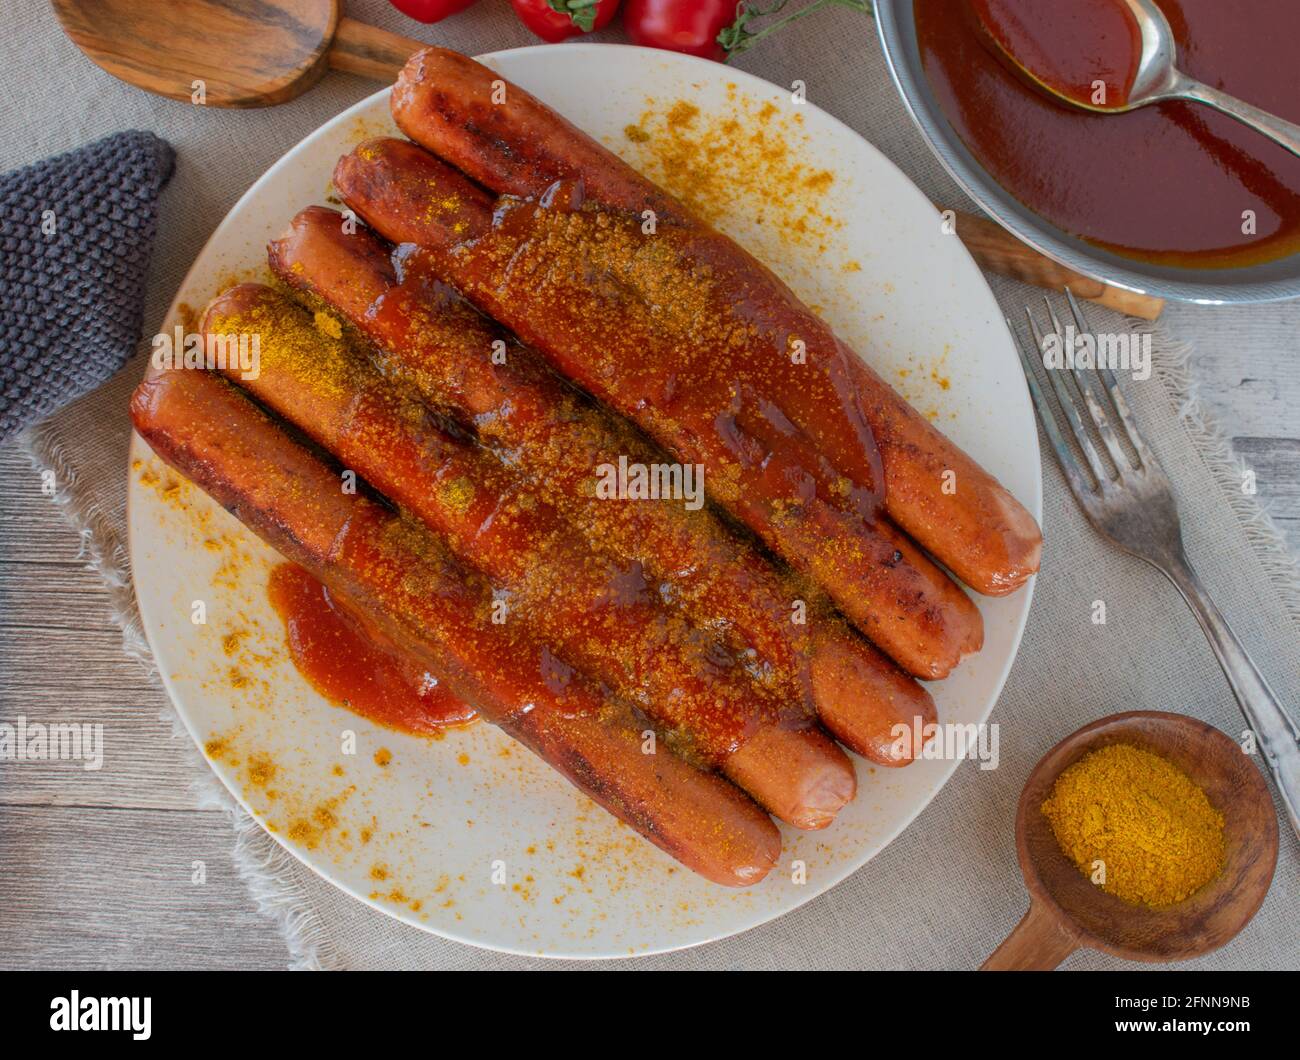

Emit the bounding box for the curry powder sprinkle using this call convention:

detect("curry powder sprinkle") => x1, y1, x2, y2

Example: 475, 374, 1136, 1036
621, 91, 841, 251
1041, 743, 1225, 908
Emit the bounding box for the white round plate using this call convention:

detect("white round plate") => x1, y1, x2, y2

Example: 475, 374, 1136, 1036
128, 43, 1041, 959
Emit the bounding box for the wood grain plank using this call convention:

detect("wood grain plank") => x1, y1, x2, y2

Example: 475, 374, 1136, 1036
0, 459, 232, 812
1165, 300, 1300, 441
0, 447, 107, 561
1231, 437, 1300, 553
1160, 301, 1300, 557
0, 724, 210, 810
0, 572, 139, 610
2, 626, 155, 684
0, 805, 289, 969
1233, 437, 1300, 511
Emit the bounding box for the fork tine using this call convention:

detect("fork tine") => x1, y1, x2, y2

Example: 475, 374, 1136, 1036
1008, 314, 1095, 501
1058, 291, 1134, 475
1064, 288, 1162, 471
1026, 302, 1110, 486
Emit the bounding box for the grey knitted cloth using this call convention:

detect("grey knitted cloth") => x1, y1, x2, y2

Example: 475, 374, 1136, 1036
0, 130, 174, 442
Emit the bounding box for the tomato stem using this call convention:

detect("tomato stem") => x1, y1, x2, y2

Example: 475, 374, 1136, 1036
718, 0, 875, 60
546, 0, 602, 32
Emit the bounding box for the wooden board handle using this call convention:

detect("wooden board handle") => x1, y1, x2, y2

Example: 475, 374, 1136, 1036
981, 898, 1081, 970
943, 206, 1165, 321
328, 16, 426, 82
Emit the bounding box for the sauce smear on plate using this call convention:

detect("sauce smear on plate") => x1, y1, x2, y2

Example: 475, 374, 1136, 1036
268, 563, 477, 735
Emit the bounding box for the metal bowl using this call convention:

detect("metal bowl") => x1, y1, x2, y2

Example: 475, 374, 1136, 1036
874, 0, 1300, 305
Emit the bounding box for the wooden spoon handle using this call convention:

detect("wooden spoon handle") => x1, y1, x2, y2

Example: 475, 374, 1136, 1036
981, 898, 1081, 970
327, 16, 426, 82
945, 207, 1165, 321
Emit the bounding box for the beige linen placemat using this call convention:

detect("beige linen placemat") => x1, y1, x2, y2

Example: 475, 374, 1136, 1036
7, 0, 1297, 969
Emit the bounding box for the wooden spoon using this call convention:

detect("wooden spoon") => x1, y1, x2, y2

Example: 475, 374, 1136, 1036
983, 711, 1278, 970
51, 0, 422, 107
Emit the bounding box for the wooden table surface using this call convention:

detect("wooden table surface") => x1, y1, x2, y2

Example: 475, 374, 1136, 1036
2, 299, 1295, 969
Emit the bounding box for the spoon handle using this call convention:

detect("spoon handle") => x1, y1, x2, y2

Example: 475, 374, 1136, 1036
327, 16, 427, 83
1172, 73, 1300, 159
982, 898, 1079, 970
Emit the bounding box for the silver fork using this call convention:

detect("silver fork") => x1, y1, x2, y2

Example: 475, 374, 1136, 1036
1012, 289, 1300, 841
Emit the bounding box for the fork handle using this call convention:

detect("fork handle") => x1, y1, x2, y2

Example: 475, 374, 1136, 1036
1162, 548, 1300, 841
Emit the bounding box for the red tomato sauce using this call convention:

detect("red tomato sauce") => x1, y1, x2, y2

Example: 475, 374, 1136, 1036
267, 563, 477, 735
916, 0, 1300, 267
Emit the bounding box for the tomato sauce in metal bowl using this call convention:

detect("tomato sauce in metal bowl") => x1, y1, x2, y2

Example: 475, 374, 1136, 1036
915, 0, 1300, 268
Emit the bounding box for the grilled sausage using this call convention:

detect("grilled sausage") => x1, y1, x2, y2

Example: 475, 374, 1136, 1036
130, 368, 781, 886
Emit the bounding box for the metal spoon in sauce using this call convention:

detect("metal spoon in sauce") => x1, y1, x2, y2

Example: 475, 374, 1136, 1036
976, 0, 1300, 158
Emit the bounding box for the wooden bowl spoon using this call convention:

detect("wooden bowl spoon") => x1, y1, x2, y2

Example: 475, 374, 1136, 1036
983, 711, 1278, 970
51, 0, 424, 108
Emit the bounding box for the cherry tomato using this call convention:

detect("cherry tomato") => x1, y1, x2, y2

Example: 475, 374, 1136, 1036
622, 0, 738, 61
510, 0, 621, 43
624, 1, 872, 63
388, 0, 479, 23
